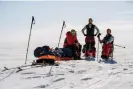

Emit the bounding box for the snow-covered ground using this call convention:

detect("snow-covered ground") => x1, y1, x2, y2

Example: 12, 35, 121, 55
0, 29, 133, 89
0, 57, 133, 89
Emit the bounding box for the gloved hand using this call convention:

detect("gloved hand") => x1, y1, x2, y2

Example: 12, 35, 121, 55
75, 43, 79, 49
97, 33, 101, 38
93, 34, 97, 36
84, 34, 87, 36
105, 42, 110, 44
99, 40, 102, 43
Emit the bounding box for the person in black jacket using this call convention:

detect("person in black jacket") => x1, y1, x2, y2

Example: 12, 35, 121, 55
97, 28, 114, 60
82, 18, 100, 58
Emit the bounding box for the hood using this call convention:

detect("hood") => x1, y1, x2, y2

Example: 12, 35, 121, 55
66, 31, 71, 36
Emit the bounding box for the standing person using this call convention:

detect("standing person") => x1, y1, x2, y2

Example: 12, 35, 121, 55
97, 28, 114, 61
63, 29, 82, 60
82, 18, 100, 58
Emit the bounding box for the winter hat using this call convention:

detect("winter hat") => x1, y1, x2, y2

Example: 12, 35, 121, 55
89, 18, 93, 21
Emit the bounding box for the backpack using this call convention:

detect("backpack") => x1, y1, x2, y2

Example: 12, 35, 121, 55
34, 45, 52, 57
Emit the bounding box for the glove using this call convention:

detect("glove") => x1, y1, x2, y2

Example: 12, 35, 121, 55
93, 34, 97, 36
97, 33, 101, 38
84, 34, 87, 36
99, 40, 102, 43
75, 43, 79, 48
105, 42, 110, 44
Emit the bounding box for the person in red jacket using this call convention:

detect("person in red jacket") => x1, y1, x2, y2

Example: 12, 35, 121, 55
97, 28, 114, 61
63, 29, 82, 59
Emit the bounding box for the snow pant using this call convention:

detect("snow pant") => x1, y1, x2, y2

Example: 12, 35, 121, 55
83, 36, 96, 57
101, 43, 113, 59
65, 44, 82, 60
76, 43, 82, 59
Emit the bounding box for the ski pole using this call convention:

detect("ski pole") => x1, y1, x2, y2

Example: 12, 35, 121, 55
48, 21, 66, 75
114, 44, 125, 48
97, 33, 101, 61
97, 39, 100, 61
57, 21, 66, 48
25, 16, 35, 64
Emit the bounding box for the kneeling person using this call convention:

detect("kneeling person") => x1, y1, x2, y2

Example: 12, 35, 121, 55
98, 29, 114, 61
63, 29, 82, 60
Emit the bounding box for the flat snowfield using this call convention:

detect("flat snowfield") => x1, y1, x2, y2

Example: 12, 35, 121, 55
0, 29, 133, 89
0, 48, 133, 89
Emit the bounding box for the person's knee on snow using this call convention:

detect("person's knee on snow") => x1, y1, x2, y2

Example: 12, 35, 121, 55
98, 28, 114, 60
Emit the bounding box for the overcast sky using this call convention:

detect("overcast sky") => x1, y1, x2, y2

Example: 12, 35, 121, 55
0, 1, 133, 47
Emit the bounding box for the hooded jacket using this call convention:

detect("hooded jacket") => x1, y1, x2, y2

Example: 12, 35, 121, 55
102, 34, 114, 44
63, 31, 78, 48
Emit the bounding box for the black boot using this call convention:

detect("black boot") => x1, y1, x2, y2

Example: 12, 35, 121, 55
104, 56, 109, 61
101, 55, 109, 61
101, 55, 105, 59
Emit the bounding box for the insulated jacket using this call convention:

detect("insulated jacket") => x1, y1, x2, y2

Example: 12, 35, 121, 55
82, 24, 100, 36
102, 34, 114, 44
63, 31, 78, 48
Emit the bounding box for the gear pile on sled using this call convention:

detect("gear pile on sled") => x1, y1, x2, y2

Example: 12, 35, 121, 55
34, 45, 74, 64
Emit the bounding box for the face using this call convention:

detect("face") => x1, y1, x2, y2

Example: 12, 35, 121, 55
88, 19, 93, 24
71, 31, 76, 36
107, 29, 111, 34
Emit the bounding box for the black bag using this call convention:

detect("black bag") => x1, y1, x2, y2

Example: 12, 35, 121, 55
34, 45, 51, 57
54, 47, 73, 57
34, 47, 44, 57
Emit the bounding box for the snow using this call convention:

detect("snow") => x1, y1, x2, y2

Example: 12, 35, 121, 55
0, 28, 133, 89
1, 53, 133, 89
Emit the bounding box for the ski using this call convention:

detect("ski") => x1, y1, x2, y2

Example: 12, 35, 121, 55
15, 64, 46, 73
1, 64, 33, 72
1, 61, 59, 73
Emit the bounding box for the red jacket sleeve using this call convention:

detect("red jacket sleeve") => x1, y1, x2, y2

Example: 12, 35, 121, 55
75, 36, 78, 43
63, 38, 68, 48
66, 36, 72, 45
